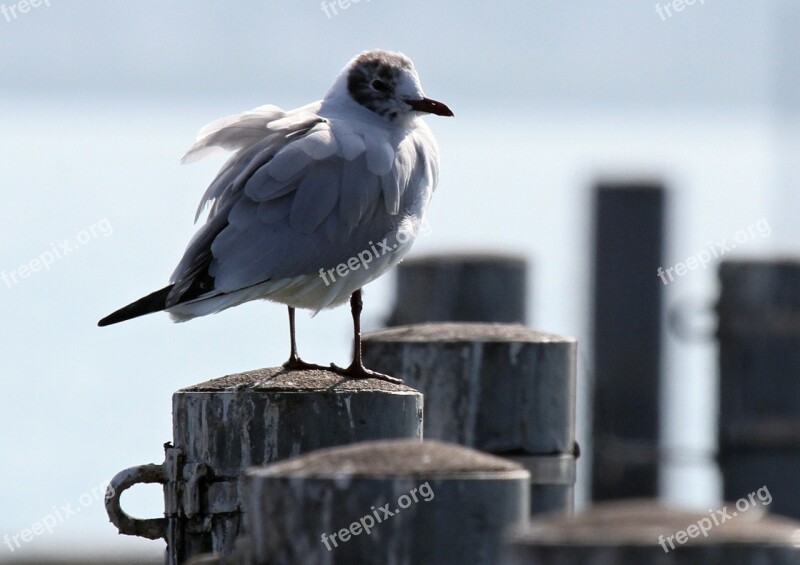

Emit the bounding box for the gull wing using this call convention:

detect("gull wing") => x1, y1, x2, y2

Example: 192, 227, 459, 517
167, 111, 434, 308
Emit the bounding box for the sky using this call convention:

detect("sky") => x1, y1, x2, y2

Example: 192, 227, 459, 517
0, 1, 779, 108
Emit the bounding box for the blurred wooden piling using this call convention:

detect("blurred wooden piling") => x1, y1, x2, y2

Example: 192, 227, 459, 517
506, 499, 800, 564
105, 368, 422, 564
243, 440, 530, 565
362, 322, 577, 515
717, 259, 800, 519
387, 253, 528, 325
591, 182, 665, 501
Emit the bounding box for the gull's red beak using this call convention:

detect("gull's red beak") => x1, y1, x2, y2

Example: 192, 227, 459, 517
407, 97, 454, 117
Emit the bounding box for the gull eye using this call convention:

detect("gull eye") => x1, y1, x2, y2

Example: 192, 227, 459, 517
371, 79, 389, 92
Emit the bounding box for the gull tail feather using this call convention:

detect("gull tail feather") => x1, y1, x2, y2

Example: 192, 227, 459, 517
98, 285, 174, 327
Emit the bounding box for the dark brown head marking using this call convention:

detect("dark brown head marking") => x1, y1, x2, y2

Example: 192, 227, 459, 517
347, 50, 414, 120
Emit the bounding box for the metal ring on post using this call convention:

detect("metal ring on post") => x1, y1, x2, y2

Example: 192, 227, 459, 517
105, 463, 168, 540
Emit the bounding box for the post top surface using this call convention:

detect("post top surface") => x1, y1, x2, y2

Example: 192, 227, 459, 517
364, 322, 574, 344
510, 499, 800, 547
249, 439, 527, 479
179, 367, 418, 393
402, 251, 528, 266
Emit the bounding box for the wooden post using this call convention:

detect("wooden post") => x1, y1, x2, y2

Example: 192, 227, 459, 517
361, 322, 577, 515
244, 439, 530, 565
105, 368, 422, 564
717, 259, 800, 519
506, 499, 800, 564
387, 253, 528, 326
591, 182, 665, 501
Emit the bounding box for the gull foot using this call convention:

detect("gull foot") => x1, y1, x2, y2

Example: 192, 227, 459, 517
329, 362, 403, 385
282, 356, 330, 372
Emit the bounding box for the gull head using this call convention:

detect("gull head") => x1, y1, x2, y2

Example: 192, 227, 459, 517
327, 49, 453, 123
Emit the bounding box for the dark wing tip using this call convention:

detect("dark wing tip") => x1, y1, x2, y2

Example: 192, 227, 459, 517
97, 285, 174, 327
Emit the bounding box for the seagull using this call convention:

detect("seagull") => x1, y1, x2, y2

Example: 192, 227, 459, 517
98, 49, 453, 383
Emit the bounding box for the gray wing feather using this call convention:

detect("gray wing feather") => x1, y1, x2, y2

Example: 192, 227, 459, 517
191, 139, 265, 221
260, 144, 315, 183
257, 193, 293, 224
181, 104, 285, 164
339, 154, 380, 230
227, 196, 259, 228
381, 141, 416, 215
294, 124, 339, 159
337, 130, 367, 160
290, 160, 340, 234
242, 164, 294, 202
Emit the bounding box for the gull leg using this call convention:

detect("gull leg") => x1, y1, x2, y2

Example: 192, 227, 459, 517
330, 290, 402, 384
282, 306, 327, 371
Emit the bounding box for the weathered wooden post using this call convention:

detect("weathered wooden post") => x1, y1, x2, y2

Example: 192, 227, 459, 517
362, 322, 577, 515
243, 439, 530, 565
105, 367, 422, 564
717, 259, 800, 519
506, 499, 800, 564
387, 253, 528, 325
591, 181, 665, 501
